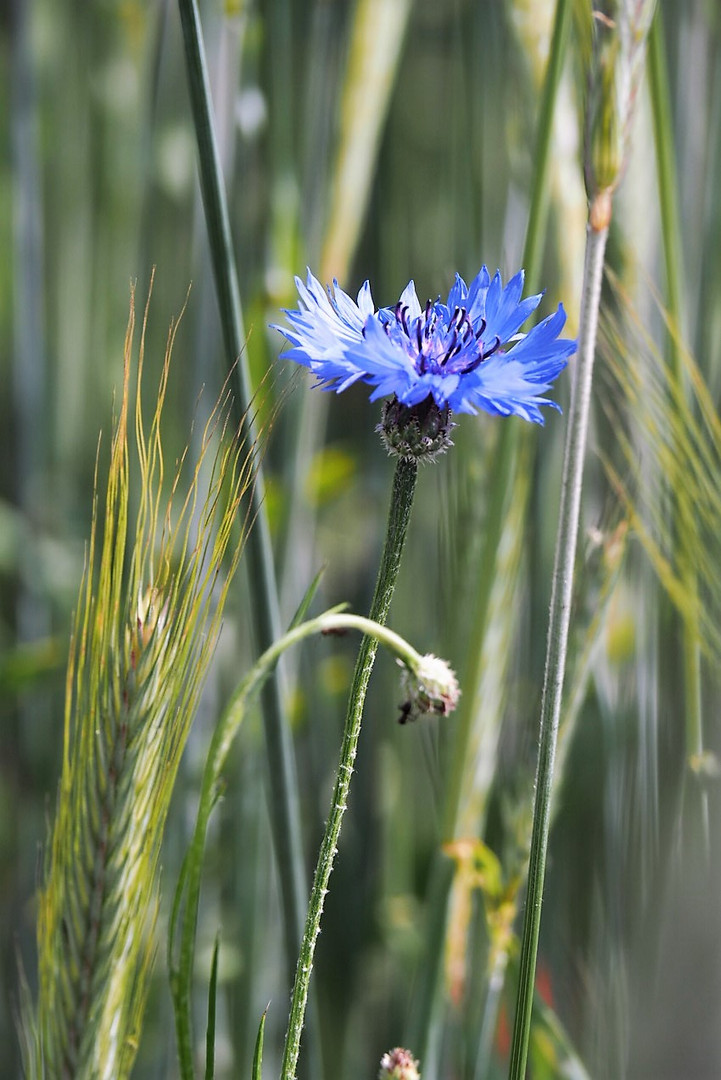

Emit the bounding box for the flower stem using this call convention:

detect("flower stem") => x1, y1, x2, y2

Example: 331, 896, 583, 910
507, 214, 609, 1080
280, 456, 418, 1080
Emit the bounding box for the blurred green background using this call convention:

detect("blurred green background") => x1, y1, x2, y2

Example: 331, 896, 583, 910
3, 0, 721, 1076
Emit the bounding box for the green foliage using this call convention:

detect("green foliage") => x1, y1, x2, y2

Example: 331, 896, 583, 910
251, 1007, 267, 1080
601, 277, 721, 681
205, 936, 220, 1080
4, 1, 721, 1078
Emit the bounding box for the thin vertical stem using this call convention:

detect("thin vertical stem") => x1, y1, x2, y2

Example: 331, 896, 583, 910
647, 10, 707, 843
508, 218, 608, 1080
280, 457, 418, 1080
176, 0, 309, 991
522, 0, 573, 294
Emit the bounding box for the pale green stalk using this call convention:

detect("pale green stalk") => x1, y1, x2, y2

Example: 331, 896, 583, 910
281, 457, 418, 1080
647, 11, 706, 840
507, 210, 609, 1080
319, 0, 413, 281
175, 0, 308, 990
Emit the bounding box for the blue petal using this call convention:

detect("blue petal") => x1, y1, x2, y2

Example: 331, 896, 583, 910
398, 280, 422, 320
446, 272, 470, 312
272, 265, 576, 424
483, 269, 544, 345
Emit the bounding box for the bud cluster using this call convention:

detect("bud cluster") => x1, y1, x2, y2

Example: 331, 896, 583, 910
378, 1047, 421, 1080
377, 395, 455, 462
398, 653, 460, 724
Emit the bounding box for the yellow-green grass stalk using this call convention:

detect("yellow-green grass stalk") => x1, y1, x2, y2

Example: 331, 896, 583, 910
600, 272, 721, 681
20, 282, 257, 1078
647, 10, 707, 839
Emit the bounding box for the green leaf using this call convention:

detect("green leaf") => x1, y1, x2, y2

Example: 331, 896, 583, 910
288, 566, 327, 629
252, 1006, 268, 1080
205, 935, 220, 1080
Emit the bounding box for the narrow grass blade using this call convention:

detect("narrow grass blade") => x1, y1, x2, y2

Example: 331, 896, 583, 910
204, 935, 220, 1080
175, 0, 309, 999
252, 1007, 268, 1080
647, 9, 707, 838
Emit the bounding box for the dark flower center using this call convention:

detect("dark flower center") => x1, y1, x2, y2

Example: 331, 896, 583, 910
390, 301, 501, 377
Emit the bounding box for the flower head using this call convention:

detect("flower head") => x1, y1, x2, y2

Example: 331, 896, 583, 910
273, 267, 576, 425
379, 1047, 421, 1080
398, 653, 460, 724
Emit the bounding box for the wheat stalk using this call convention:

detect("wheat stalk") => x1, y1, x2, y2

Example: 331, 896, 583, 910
21, 278, 257, 1079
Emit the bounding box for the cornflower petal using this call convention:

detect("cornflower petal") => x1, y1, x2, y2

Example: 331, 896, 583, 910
272, 265, 576, 424
397, 280, 423, 321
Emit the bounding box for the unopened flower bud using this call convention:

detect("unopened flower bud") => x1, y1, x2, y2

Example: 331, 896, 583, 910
378, 395, 454, 462
398, 654, 460, 723
584, 1, 657, 210
378, 1047, 420, 1080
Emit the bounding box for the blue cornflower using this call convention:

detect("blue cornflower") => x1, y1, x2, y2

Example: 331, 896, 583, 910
273, 267, 576, 426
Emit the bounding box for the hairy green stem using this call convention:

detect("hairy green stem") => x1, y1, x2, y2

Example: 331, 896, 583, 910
176, 0, 308, 993
281, 457, 418, 1080
508, 217, 608, 1080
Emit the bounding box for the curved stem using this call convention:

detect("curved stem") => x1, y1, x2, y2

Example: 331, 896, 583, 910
169, 595, 424, 1075
507, 217, 608, 1080
280, 457, 418, 1080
